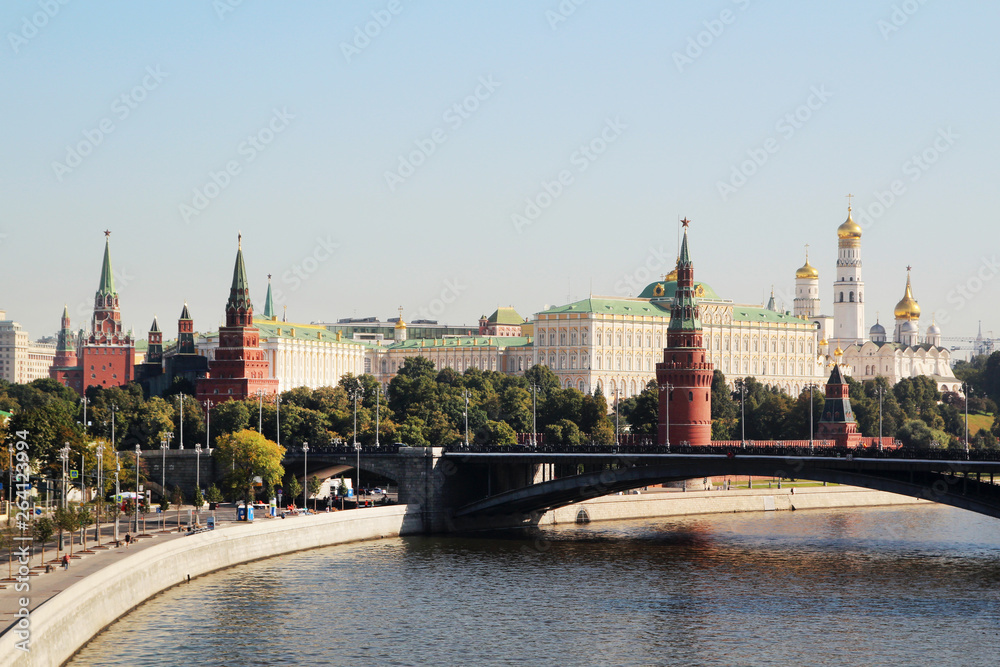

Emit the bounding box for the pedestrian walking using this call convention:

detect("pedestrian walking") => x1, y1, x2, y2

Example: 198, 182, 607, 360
125, 532, 132, 549
62, 554, 69, 570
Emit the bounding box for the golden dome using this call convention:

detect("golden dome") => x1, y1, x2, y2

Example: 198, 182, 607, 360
795, 257, 818, 279
664, 267, 678, 282
893, 271, 920, 320
837, 207, 862, 239
834, 345, 843, 356
395, 318, 406, 329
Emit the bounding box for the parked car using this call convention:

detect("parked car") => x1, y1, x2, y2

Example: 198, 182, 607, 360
370, 487, 386, 495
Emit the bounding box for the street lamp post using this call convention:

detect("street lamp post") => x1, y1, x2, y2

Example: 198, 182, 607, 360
195, 443, 202, 515
95, 446, 103, 547
114, 451, 120, 542
133, 444, 141, 533
738, 380, 747, 446
60, 444, 70, 509
302, 442, 309, 512
178, 392, 184, 449
111, 404, 116, 450
659, 382, 673, 450
530, 384, 539, 448
875, 386, 884, 452
614, 386, 620, 447
276, 396, 281, 448
257, 389, 264, 432
204, 399, 212, 451
808, 384, 816, 452
375, 385, 380, 448
353, 384, 363, 500
963, 382, 970, 456
160, 439, 167, 505
463, 389, 470, 448
81, 396, 88, 436
355, 441, 361, 505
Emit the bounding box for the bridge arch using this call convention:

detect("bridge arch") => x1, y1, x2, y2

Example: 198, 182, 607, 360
453, 456, 1000, 522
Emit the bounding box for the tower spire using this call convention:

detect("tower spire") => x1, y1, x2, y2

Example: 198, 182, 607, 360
226, 235, 253, 326
263, 274, 275, 320
97, 232, 116, 298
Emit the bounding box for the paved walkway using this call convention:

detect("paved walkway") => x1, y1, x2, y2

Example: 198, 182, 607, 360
0, 504, 246, 632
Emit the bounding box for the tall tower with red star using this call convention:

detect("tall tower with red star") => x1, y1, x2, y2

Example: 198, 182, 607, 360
656, 219, 714, 446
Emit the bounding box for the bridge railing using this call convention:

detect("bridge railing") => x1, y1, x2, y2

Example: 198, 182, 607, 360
283, 443, 404, 458
444, 442, 1000, 461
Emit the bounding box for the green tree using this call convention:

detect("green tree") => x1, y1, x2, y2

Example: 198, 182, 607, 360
32, 517, 55, 567
214, 429, 285, 504
76, 504, 93, 551
205, 484, 223, 504
54, 505, 81, 558
308, 475, 321, 510
284, 473, 303, 507
711, 371, 739, 439
626, 381, 659, 435
481, 420, 517, 445
193, 486, 205, 510
211, 400, 251, 437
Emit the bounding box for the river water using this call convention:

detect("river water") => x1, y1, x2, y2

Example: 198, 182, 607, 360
69, 505, 1000, 666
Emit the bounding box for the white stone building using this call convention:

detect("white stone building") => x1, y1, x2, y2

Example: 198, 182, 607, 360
0, 311, 56, 383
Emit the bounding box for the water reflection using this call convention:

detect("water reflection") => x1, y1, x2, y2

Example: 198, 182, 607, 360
71, 505, 1000, 667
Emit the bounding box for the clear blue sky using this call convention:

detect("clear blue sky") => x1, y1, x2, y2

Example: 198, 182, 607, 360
2, 1, 997, 349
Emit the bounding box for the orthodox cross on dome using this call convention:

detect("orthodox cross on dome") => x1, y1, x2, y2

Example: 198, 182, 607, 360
804, 243, 810, 259
398, 305, 404, 319
103, 229, 111, 237
845, 193, 853, 209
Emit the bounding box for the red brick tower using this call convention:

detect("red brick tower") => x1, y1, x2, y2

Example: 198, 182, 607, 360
52, 305, 78, 369
178, 303, 195, 354
76, 232, 135, 394
816, 364, 862, 448
656, 220, 714, 446
196, 235, 277, 403
147, 316, 163, 366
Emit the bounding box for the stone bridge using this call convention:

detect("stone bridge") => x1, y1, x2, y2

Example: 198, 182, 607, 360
143, 444, 1000, 533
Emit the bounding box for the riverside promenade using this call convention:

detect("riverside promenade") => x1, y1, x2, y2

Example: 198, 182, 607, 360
0, 504, 423, 667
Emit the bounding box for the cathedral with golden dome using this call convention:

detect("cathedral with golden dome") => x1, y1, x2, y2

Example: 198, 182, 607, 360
794, 205, 960, 393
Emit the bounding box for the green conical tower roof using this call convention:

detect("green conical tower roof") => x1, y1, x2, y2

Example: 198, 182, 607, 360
263, 274, 275, 319
97, 234, 116, 297
678, 225, 691, 266
227, 233, 253, 312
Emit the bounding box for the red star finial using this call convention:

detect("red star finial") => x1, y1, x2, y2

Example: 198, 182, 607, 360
103, 229, 111, 237
267, 273, 272, 281
681, 218, 690, 228
906, 265, 912, 272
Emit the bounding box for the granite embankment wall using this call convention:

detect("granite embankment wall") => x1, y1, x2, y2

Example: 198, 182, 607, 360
0, 506, 423, 667
541, 486, 929, 524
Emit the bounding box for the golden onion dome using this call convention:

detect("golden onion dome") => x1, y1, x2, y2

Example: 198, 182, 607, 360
395, 318, 406, 329
834, 345, 844, 356
795, 258, 819, 279
837, 207, 862, 239
893, 272, 920, 321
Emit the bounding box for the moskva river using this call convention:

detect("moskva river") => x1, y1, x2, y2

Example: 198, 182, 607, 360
70, 505, 1000, 666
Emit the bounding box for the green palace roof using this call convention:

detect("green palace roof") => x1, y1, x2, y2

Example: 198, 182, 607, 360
731, 307, 806, 324
540, 297, 670, 317
484, 307, 525, 326
387, 336, 533, 350
637, 279, 722, 300
254, 320, 370, 346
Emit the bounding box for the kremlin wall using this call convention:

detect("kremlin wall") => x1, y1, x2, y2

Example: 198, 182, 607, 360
40, 207, 960, 415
